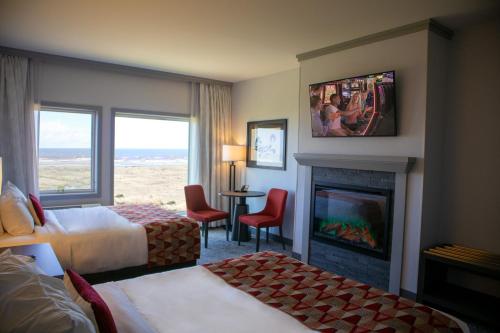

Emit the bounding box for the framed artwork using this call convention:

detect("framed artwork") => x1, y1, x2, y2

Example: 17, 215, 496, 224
246, 119, 287, 170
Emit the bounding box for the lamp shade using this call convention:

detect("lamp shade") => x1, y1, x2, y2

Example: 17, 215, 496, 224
222, 145, 246, 162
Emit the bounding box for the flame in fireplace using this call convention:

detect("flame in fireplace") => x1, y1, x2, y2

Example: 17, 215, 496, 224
319, 217, 378, 248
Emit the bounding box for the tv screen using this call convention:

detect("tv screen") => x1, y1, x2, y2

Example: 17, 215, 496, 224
309, 71, 396, 137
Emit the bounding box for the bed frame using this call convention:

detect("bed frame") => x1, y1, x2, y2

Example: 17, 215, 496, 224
82, 260, 197, 284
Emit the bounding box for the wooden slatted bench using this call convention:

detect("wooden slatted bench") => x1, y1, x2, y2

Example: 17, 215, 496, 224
417, 244, 500, 328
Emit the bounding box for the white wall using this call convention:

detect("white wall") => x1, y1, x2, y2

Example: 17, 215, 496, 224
440, 18, 500, 252
231, 69, 299, 239
39, 62, 191, 206
295, 31, 430, 293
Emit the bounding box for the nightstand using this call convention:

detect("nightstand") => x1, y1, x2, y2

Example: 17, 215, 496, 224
0, 243, 64, 278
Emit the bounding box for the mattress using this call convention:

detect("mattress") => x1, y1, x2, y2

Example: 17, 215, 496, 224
95, 263, 470, 333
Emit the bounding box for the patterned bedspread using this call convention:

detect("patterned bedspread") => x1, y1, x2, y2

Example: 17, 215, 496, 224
109, 204, 200, 267
203, 251, 462, 333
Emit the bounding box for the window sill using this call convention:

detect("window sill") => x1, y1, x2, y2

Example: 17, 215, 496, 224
40, 191, 102, 207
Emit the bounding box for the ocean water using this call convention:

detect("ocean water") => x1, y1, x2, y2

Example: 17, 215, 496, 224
39, 148, 188, 160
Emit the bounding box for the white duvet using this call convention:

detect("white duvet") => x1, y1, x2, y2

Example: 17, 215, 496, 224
0, 207, 147, 274
95, 265, 315, 333
95, 265, 470, 333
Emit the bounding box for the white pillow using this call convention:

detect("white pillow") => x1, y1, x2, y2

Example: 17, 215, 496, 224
95, 282, 157, 333
0, 189, 35, 235
0, 249, 46, 275
5, 181, 28, 203
1, 181, 31, 234
0, 255, 96, 333
64, 272, 100, 333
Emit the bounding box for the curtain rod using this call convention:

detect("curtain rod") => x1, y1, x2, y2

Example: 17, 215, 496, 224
0, 46, 233, 87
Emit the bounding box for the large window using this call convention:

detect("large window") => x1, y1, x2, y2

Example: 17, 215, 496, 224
38, 104, 99, 196
113, 112, 189, 212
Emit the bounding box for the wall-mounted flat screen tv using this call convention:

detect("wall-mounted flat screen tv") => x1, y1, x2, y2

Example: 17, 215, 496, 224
309, 70, 396, 137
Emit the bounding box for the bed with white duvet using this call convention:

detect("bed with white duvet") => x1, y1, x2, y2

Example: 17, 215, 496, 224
94, 253, 470, 333
0, 207, 148, 274
0, 250, 469, 333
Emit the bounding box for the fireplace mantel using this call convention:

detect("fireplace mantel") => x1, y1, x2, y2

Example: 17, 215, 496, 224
294, 153, 416, 173
293, 152, 416, 294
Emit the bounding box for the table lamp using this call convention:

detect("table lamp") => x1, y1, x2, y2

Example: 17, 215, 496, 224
222, 145, 246, 191
222, 145, 246, 230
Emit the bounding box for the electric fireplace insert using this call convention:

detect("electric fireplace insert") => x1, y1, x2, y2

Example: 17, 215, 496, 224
311, 181, 392, 259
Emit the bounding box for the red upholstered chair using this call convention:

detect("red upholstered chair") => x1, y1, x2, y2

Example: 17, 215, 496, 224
184, 185, 230, 248
238, 188, 288, 252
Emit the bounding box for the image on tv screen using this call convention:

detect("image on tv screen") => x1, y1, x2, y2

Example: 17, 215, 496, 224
309, 71, 396, 137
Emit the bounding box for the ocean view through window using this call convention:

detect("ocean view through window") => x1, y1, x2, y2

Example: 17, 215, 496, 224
38, 106, 98, 194
113, 113, 189, 212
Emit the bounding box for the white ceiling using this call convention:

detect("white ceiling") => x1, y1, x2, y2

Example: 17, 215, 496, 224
0, 0, 498, 82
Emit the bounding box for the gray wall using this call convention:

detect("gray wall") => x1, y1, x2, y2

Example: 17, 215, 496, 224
440, 18, 500, 253
420, 31, 450, 250
295, 30, 429, 293
231, 69, 299, 239
39, 62, 191, 206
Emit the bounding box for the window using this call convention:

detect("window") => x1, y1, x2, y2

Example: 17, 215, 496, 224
38, 104, 100, 196
113, 112, 189, 212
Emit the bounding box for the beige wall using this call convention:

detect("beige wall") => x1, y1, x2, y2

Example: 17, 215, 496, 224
440, 18, 500, 252
296, 31, 430, 293
39, 62, 191, 206
231, 69, 299, 239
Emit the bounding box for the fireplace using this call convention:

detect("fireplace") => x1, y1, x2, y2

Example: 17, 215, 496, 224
311, 181, 392, 260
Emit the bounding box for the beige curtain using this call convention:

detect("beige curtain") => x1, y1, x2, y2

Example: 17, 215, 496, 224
0, 54, 39, 195
189, 82, 231, 226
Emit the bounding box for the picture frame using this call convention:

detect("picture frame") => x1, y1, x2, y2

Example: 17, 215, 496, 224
246, 119, 287, 170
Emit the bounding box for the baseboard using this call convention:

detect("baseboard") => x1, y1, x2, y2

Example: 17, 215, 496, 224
400, 289, 416, 300
248, 227, 293, 246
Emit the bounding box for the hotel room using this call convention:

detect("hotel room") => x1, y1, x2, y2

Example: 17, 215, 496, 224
0, 1, 499, 332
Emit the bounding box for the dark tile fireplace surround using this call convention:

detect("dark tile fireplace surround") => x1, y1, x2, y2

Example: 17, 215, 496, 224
309, 167, 395, 290
294, 153, 415, 294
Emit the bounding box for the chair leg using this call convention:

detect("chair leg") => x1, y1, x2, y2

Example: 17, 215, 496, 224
256, 227, 260, 252
238, 221, 242, 246
226, 218, 230, 241
204, 223, 208, 249
279, 226, 285, 250
266, 227, 269, 243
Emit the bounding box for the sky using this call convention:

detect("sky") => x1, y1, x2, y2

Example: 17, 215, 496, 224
39, 111, 189, 149
115, 116, 189, 149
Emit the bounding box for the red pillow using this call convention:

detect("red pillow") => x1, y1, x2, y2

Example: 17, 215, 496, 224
28, 193, 46, 226
66, 269, 117, 333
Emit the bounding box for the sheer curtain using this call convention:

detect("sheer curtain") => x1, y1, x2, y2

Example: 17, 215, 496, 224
0, 54, 39, 195
189, 82, 231, 227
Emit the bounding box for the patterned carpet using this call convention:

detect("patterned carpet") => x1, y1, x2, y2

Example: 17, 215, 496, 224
197, 228, 495, 333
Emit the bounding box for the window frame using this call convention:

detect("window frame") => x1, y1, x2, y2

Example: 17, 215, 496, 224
110, 108, 190, 206
37, 101, 102, 200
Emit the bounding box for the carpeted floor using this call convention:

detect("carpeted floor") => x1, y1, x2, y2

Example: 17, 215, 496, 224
197, 227, 291, 265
